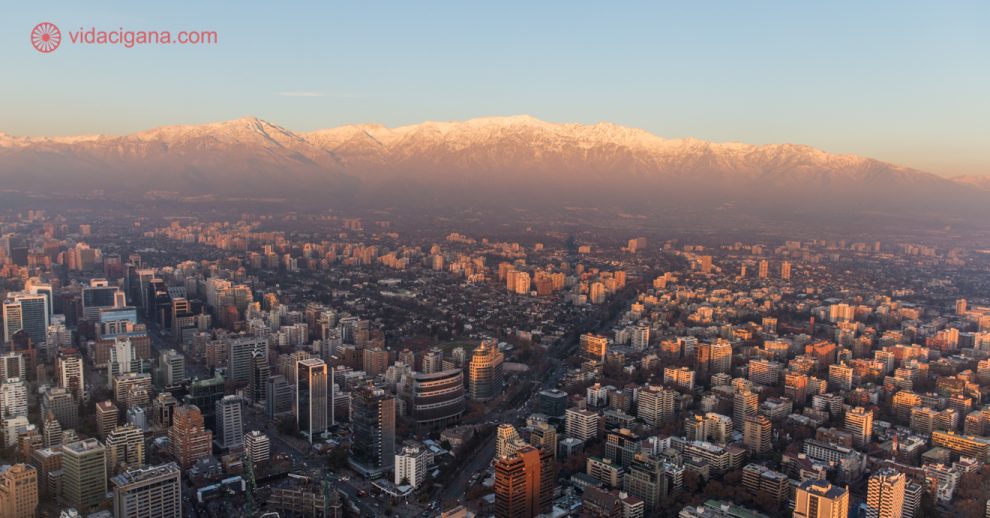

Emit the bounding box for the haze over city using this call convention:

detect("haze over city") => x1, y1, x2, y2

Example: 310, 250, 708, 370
2, 3, 990, 518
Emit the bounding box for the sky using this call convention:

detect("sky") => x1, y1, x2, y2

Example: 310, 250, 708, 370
1, 1, 988, 177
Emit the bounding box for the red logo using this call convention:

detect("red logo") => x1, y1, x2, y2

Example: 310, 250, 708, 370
31, 22, 61, 53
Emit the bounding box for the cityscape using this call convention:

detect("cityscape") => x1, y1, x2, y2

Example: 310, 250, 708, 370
3, 2, 990, 518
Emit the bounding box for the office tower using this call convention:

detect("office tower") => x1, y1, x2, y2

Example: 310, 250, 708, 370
733, 390, 759, 431
743, 415, 772, 454
0, 377, 28, 420
0, 463, 38, 518
57, 353, 85, 400
530, 422, 558, 459
394, 445, 430, 488
758, 259, 769, 279
581, 333, 609, 361
158, 349, 185, 387
228, 336, 266, 383
63, 438, 109, 513
42, 387, 79, 430
866, 468, 905, 518
565, 408, 600, 441
637, 385, 676, 427
709, 340, 733, 375
421, 348, 443, 374
184, 374, 225, 431
249, 350, 269, 405
363, 345, 389, 377
349, 385, 396, 478
42, 411, 62, 447
111, 462, 181, 518
845, 406, 873, 449
781, 261, 792, 280
496, 424, 523, 459
3, 293, 49, 346
82, 284, 124, 321
538, 389, 568, 418
244, 431, 270, 464
215, 395, 244, 450
405, 368, 465, 432
151, 393, 177, 431
96, 400, 120, 439
168, 405, 212, 469
0, 353, 25, 383
468, 339, 504, 401
266, 374, 292, 418
106, 424, 145, 473
494, 445, 554, 518
296, 358, 329, 442
794, 479, 849, 518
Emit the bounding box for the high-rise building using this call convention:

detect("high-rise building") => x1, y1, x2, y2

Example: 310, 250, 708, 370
780, 261, 792, 280
249, 350, 269, 405
106, 424, 145, 474
421, 348, 444, 374
96, 400, 120, 439
215, 395, 244, 450
42, 386, 79, 430
0, 353, 25, 383
494, 445, 554, 518
111, 462, 182, 518
0, 463, 38, 518
743, 415, 772, 454
244, 431, 270, 464
710, 341, 733, 375
228, 336, 266, 383
168, 405, 212, 469
581, 333, 609, 361
0, 377, 28, 421
496, 424, 524, 460
637, 385, 676, 427
845, 406, 873, 449
468, 339, 504, 401
406, 369, 465, 432
793, 479, 849, 518
530, 422, 558, 459
733, 390, 759, 432
866, 468, 905, 518
158, 349, 186, 387
295, 358, 329, 442
3, 293, 49, 346
565, 408, 600, 441
57, 353, 85, 401
758, 260, 769, 279
394, 445, 430, 488
63, 438, 109, 513
348, 385, 396, 478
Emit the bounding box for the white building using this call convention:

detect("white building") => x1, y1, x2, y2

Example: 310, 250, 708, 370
394, 445, 430, 488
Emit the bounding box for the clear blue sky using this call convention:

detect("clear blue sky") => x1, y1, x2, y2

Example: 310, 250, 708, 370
2, 1, 987, 176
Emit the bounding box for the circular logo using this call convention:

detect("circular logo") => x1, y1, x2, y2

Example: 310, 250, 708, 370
31, 22, 61, 53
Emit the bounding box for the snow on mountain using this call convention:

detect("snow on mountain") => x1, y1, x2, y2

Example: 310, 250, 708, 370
0, 115, 984, 213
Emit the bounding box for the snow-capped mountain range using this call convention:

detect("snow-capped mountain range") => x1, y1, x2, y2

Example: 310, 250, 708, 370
0, 116, 985, 213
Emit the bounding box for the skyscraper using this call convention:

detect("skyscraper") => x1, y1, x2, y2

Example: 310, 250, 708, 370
168, 405, 212, 469
494, 445, 554, 518
637, 385, 676, 427
468, 339, 504, 401
63, 438, 109, 513
349, 384, 396, 478
3, 293, 49, 346
96, 400, 120, 439
111, 462, 182, 518
866, 468, 905, 518
0, 463, 38, 518
57, 353, 85, 401
295, 358, 329, 442
215, 395, 244, 450
793, 479, 849, 518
